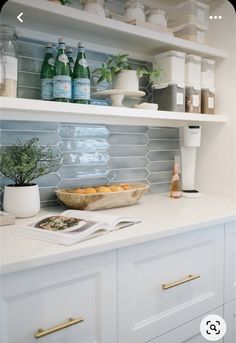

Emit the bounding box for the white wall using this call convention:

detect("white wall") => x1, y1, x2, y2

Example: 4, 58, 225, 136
196, 1, 236, 196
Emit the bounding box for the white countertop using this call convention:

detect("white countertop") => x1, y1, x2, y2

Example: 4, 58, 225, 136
1, 193, 235, 275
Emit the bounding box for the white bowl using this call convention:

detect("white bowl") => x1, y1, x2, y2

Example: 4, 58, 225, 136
133, 102, 158, 110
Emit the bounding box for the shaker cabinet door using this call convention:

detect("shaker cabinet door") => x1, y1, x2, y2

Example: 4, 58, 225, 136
148, 307, 224, 343
1, 251, 117, 343
118, 225, 224, 343
225, 221, 236, 302
224, 300, 236, 343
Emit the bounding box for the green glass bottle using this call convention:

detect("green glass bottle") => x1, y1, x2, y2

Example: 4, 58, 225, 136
73, 42, 90, 104
53, 38, 71, 102
40, 43, 54, 101
66, 46, 74, 76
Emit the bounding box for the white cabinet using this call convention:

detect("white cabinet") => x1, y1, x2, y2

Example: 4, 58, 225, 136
118, 225, 224, 343
1, 251, 117, 343
224, 300, 236, 343
148, 308, 224, 343
225, 221, 236, 302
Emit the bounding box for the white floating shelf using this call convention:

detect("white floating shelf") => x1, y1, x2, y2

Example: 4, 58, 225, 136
1, 98, 227, 128
2, 0, 228, 60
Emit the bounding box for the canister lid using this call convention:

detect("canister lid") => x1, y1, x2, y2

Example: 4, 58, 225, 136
125, 0, 145, 9
147, 8, 166, 15
153, 50, 186, 60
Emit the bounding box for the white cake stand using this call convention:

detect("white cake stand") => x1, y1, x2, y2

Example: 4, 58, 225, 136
93, 89, 145, 107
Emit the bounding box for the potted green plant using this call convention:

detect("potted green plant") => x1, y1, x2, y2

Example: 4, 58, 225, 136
94, 53, 162, 91
0, 138, 61, 218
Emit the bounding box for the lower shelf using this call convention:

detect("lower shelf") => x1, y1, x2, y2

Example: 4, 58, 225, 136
0, 97, 227, 127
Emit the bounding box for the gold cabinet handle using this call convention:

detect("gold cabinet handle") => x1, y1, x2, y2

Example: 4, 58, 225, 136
34, 317, 84, 339
162, 274, 200, 290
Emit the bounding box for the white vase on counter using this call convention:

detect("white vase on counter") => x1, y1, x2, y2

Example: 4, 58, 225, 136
113, 70, 139, 91
3, 184, 40, 218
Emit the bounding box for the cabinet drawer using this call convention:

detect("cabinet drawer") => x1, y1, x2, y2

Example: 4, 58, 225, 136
225, 221, 236, 302
118, 225, 224, 343
148, 307, 224, 343
224, 300, 236, 343
1, 251, 117, 343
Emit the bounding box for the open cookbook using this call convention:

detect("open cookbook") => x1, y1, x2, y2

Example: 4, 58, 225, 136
15, 210, 141, 245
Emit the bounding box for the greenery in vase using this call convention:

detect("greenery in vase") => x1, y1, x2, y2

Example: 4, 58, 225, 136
93, 53, 162, 85
0, 138, 61, 186
60, 0, 71, 5
93, 53, 132, 84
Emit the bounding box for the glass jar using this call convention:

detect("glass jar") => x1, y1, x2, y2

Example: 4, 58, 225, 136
82, 0, 105, 17
0, 25, 18, 97
146, 9, 167, 27
0, 42, 6, 94
124, 0, 145, 23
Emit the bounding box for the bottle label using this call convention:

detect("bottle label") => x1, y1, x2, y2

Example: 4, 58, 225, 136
5, 56, 17, 81
73, 78, 90, 100
41, 78, 53, 100
208, 96, 214, 109
79, 58, 88, 68
58, 54, 69, 64
177, 92, 183, 105
53, 75, 71, 99
48, 58, 55, 66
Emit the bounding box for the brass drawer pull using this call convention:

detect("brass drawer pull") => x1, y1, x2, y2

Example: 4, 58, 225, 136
162, 274, 200, 290
35, 317, 84, 339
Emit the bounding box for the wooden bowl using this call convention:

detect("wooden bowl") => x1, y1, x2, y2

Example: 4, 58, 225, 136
55, 183, 149, 210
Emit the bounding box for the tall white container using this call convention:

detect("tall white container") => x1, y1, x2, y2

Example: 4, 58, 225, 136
153, 50, 186, 85
201, 58, 215, 89
185, 54, 202, 86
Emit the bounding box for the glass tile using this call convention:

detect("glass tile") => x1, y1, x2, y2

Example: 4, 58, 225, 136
109, 146, 148, 157
147, 151, 179, 162
0, 131, 60, 146
18, 72, 40, 88
148, 172, 172, 184
59, 165, 108, 179
57, 177, 108, 189
147, 161, 174, 172
109, 133, 148, 145
39, 187, 57, 201
58, 125, 109, 138
107, 169, 148, 182
107, 125, 148, 133
35, 174, 61, 187
148, 140, 180, 151
149, 183, 170, 194
108, 157, 148, 169
57, 139, 109, 152
1, 121, 59, 132
17, 87, 40, 99
147, 128, 179, 139
62, 152, 109, 165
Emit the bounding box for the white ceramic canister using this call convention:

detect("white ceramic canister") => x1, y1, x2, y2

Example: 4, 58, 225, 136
146, 8, 167, 27
3, 184, 40, 218
83, 0, 105, 17
124, 0, 145, 23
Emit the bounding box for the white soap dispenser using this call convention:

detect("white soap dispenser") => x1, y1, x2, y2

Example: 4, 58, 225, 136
180, 125, 201, 198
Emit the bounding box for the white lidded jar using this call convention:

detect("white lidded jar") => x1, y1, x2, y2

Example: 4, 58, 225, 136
124, 0, 145, 23
0, 25, 18, 97
3, 184, 40, 218
146, 9, 167, 27
83, 0, 106, 17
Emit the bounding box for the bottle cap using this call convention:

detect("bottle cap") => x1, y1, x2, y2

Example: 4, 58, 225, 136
78, 42, 85, 48
66, 46, 73, 53
58, 37, 65, 44
45, 43, 53, 48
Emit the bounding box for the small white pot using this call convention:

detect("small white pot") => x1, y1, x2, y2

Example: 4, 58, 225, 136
113, 70, 139, 91
3, 184, 40, 218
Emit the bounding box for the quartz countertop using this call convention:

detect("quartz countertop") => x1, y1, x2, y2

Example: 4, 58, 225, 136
0, 193, 235, 275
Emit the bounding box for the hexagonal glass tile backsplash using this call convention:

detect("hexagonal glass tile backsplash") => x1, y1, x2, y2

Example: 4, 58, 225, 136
0, 39, 180, 208
0, 121, 180, 208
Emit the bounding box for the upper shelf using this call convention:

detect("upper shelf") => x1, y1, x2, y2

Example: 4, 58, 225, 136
1, 98, 227, 127
2, 0, 228, 60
